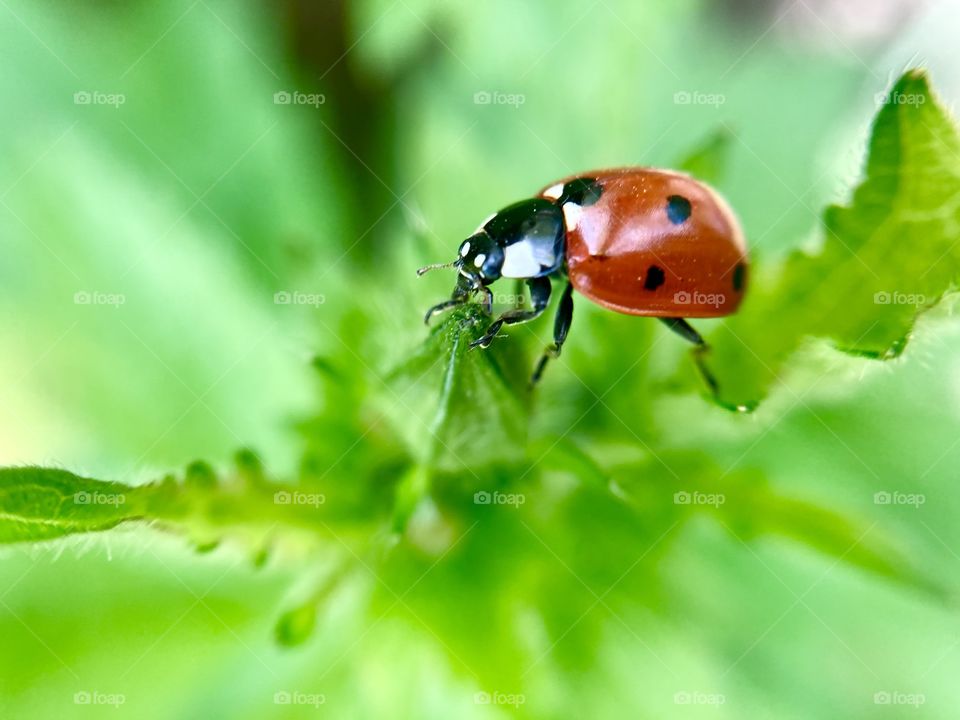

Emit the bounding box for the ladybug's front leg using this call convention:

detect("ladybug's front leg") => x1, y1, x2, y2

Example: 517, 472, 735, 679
423, 274, 472, 324
470, 276, 552, 349
424, 276, 494, 324
423, 298, 463, 324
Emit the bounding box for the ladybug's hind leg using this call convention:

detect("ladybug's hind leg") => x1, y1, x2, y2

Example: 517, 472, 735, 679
659, 318, 719, 396
531, 282, 574, 386
470, 277, 551, 349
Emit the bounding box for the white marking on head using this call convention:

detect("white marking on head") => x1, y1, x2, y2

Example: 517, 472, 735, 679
562, 202, 583, 231
474, 253, 486, 268
460, 241, 471, 256
542, 182, 564, 200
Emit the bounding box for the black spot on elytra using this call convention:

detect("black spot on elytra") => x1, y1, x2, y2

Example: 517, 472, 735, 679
560, 178, 602, 206
666, 195, 692, 224
732, 263, 746, 292
644, 265, 665, 290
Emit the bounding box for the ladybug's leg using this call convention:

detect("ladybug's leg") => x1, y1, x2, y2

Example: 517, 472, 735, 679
659, 318, 719, 395
531, 282, 574, 385
423, 274, 477, 324
423, 298, 463, 324
470, 276, 551, 349
480, 285, 494, 315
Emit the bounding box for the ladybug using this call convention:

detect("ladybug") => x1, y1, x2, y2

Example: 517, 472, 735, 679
418, 167, 748, 387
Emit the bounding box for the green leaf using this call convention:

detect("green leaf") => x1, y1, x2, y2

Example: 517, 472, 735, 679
0, 0, 336, 470
744, 490, 947, 600
385, 303, 530, 472
274, 563, 353, 647
0, 455, 382, 549
274, 601, 317, 647
677, 127, 733, 187
708, 70, 960, 406
0, 467, 141, 543
610, 453, 946, 599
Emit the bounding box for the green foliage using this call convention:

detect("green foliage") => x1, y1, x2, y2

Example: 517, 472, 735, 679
707, 70, 960, 406
3, 72, 957, 587
385, 303, 531, 471
275, 601, 318, 647
4, 96, 955, 677
678, 128, 733, 186
0, 453, 372, 555
1, 0, 958, 712
0, 467, 136, 543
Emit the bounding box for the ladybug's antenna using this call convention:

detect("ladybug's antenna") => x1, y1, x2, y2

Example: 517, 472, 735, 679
416, 259, 459, 276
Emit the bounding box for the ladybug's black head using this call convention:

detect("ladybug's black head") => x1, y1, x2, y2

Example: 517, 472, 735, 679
455, 232, 503, 285
416, 230, 504, 287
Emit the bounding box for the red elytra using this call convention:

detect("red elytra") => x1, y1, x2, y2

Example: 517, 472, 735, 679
539, 168, 748, 318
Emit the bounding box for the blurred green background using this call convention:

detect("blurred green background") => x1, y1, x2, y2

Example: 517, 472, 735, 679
2, 0, 960, 718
